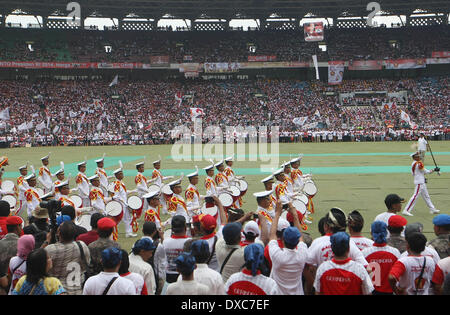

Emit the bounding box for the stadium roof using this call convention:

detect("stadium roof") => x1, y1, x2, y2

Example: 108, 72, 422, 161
1, 0, 449, 21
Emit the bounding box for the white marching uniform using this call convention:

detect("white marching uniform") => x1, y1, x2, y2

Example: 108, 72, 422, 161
95, 167, 110, 195
167, 193, 190, 223
135, 172, 149, 211
90, 187, 107, 215
38, 166, 53, 194
205, 176, 219, 197
112, 180, 132, 234
24, 187, 41, 217
76, 172, 91, 207
16, 176, 29, 216
185, 184, 201, 217
403, 160, 438, 215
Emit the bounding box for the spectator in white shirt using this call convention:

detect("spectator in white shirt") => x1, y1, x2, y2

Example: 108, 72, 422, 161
166, 252, 209, 295
268, 201, 308, 295
142, 222, 167, 295
118, 249, 148, 295
348, 210, 374, 251
129, 238, 157, 295
177, 239, 226, 295
83, 247, 136, 295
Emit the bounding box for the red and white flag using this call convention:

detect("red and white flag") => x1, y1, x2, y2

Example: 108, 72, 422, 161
175, 92, 183, 106
190, 108, 204, 120
400, 110, 417, 129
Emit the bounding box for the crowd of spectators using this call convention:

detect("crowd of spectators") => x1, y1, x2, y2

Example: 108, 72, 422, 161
0, 25, 449, 63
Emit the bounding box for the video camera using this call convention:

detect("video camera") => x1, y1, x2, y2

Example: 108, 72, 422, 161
40, 199, 62, 244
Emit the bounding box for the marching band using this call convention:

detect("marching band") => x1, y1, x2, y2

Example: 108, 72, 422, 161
0, 153, 318, 241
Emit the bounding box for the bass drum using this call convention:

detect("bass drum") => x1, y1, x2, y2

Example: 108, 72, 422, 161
201, 204, 218, 217
76, 213, 92, 231
237, 179, 248, 197
1, 180, 15, 193
128, 195, 144, 218
105, 200, 124, 224
303, 180, 317, 198
229, 185, 241, 202
69, 195, 83, 208
218, 193, 233, 208
295, 193, 309, 205
2, 195, 17, 210
292, 199, 307, 215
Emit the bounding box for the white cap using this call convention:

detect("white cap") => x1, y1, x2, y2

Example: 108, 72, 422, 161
40, 154, 50, 161
153, 155, 162, 164
167, 179, 182, 187
24, 173, 36, 181
277, 218, 290, 231
95, 153, 106, 163
290, 154, 303, 164
55, 180, 69, 188
77, 161, 86, 167
88, 174, 99, 181
54, 168, 64, 176
224, 155, 234, 162
214, 160, 224, 167
261, 175, 274, 183
135, 161, 145, 167
113, 168, 122, 175
281, 161, 291, 168
18, 164, 28, 170
272, 168, 284, 176
143, 191, 160, 199
410, 151, 419, 157
187, 168, 199, 178
253, 190, 273, 198
203, 163, 214, 171
40, 192, 54, 200
243, 221, 260, 236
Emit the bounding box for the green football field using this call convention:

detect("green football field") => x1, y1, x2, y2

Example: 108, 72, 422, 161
2, 141, 449, 250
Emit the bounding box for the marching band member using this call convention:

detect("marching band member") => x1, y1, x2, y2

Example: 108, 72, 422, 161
281, 162, 296, 195
38, 154, 54, 194
223, 156, 244, 207
52, 162, 65, 200
111, 166, 136, 238
204, 163, 219, 197
15, 164, 29, 216
167, 177, 191, 224
290, 155, 305, 191
151, 156, 174, 187
143, 191, 163, 229
135, 161, 153, 211
214, 160, 231, 192
0, 156, 10, 198
89, 174, 110, 215
254, 190, 276, 231
0, 156, 9, 169
261, 175, 277, 210
75, 160, 90, 207
56, 180, 77, 208
185, 168, 203, 218
273, 169, 293, 205
95, 154, 113, 195
24, 173, 41, 219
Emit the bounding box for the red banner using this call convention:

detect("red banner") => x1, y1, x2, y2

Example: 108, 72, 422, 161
304, 22, 324, 42
431, 51, 450, 58
248, 55, 277, 62
348, 60, 382, 71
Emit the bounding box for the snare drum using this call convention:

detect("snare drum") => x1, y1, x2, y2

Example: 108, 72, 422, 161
218, 193, 233, 209
201, 204, 218, 217
292, 199, 307, 216
128, 195, 144, 218
105, 200, 124, 224
295, 193, 309, 205
1, 180, 15, 193
69, 195, 83, 208
229, 185, 241, 202
2, 195, 17, 209
237, 179, 248, 197
303, 180, 317, 198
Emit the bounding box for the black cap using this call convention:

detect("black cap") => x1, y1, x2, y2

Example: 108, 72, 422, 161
384, 194, 405, 209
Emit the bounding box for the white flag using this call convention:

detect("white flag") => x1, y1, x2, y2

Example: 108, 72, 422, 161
0, 108, 10, 121
96, 120, 103, 131
190, 108, 204, 120
400, 110, 417, 129
312, 55, 319, 80
314, 109, 321, 118
17, 122, 28, 131
36, 121, 46, 131
109, 75, 118, 87
138, 122, 144, 129
292, 117, 308, 126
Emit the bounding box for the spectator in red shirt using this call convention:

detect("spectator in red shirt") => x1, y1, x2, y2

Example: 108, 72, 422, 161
76, 213, 104, 246
0, 200, 11, 240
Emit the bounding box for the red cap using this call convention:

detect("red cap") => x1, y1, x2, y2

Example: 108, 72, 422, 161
6, 216, 23, 226
200, 214, 217, 230
388, 215, 407, 228
97, 217, 116, 230
192, 214, 204, 224
286, 210, 304, 223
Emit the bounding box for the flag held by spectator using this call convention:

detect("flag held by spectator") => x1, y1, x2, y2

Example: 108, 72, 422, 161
0, 108, 10, 121
36, 121, 46, 131
400, 110, 417, 129
293, 117, 308, 126
96, 120, 103, 131
175, 92, 183, 106
109, 75, 118, 87
190, 108, 204, 120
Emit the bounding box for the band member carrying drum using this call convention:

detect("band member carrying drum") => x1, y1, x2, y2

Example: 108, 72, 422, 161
24, 172, 41, 219
185, 167, 203, 218
223, 156, 245, 207
167, 177, 191, 224
16, 163, 29, 216
95, 154, 114, 195
89, 174, 111, 215
38, 153, 54, 194
261, 175, 277, 210
111, 165, 136, 238
254, 190, 276, 232
143, 190, 163, 230
75, 160, 90, 208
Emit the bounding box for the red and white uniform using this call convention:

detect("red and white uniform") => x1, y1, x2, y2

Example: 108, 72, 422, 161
400, 246, 440, 265
95, 167, 109, 193
185, 184, 201, 217
274, 181, 290, 205
52, 180, 64, 200
76, 172, 90, 207
215, 172, 230, 192
314, 258, 374, 295
167, 194, 190, 223
431, 257, 450, 288
59, 195, 76, 208
38, 166, 53, 193
389, 255, 436, 295
89, 187, 107, 214
403, 160, 437, 214
164, 235, 192, 277
112, 180, 132, 234
362, 243, 401, 293
16, 176, 29, 216
350, 236, 374, 251
290, 168, 305, 191
306, 234, 368, 267
204, 176, 219, 197
144, 205, 162, 229
256, 205, 274, 232
151, 169, 164, 187
24, 187, 41, 217
135, 172, 149, 210
225, 268, 281, 295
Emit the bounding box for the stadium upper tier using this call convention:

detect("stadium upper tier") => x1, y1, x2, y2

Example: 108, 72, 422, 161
0, 76, 448, 147
0, 25, 449, 63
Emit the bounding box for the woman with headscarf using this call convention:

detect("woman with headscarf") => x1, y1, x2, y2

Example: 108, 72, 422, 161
225, 243, 280, 295
362, 221, 401, 295
7, 234, 35, 294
